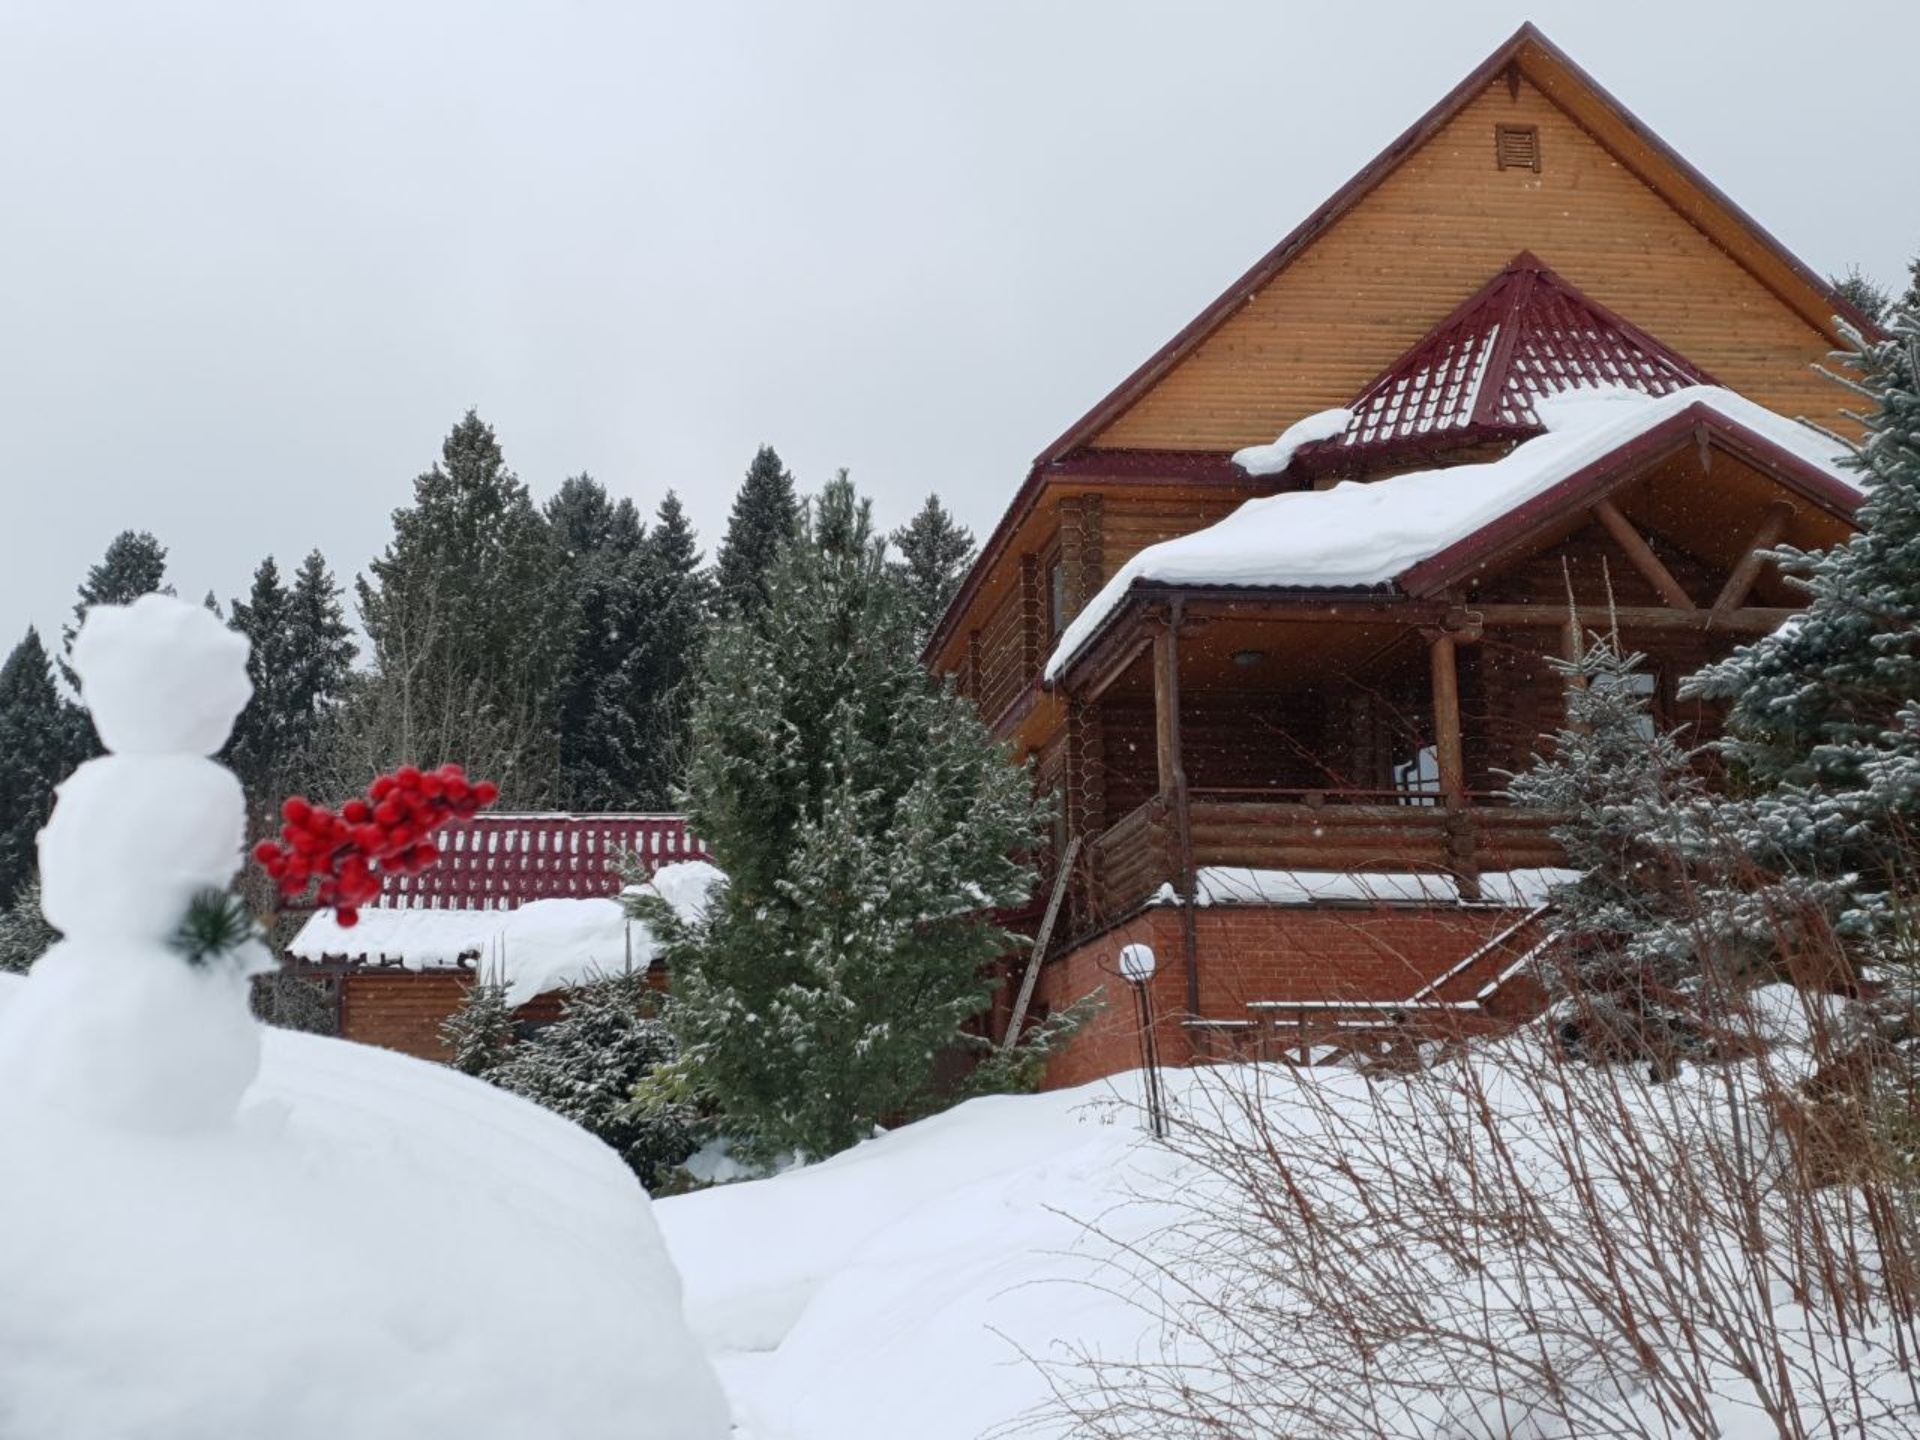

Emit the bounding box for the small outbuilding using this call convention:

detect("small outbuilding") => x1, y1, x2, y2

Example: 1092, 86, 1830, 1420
286, 812, 715, 1061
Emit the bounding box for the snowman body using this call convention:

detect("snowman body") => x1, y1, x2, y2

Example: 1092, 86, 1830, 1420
0, 595, 266, 1131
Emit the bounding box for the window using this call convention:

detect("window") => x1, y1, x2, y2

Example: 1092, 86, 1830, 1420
1594, 669, 1660, 742
1393, 744, 1440, 807
1495, 123, 1540, 172
1048, 559, 1067, 640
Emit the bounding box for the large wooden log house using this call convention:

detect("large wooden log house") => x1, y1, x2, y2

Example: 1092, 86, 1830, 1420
929, 25, 1873, 1086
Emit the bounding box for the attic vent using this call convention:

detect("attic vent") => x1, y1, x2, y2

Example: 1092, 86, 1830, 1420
1495, 124, 1540, 172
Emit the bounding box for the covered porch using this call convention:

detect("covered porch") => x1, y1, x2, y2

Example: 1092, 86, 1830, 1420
1056, 586, 1798, 933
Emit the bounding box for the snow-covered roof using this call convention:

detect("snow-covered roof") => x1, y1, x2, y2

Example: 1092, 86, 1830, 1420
288, 860, 726, 1007
1046, 385, 1856, 682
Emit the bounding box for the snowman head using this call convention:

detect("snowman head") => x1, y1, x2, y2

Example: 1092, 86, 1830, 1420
71, 595, 253, 757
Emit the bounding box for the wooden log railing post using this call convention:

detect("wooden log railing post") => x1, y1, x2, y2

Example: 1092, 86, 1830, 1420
1428, 629, 1467, 805
1428, 625, 1484, 898
1153, 604, 1201, 1016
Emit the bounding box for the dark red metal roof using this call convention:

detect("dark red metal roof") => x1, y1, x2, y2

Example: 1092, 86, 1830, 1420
380, 813, 707, 912
1295, 254, 1712, 478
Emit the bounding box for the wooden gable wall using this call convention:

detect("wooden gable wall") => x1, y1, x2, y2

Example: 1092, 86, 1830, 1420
1092, 74, 1849, 456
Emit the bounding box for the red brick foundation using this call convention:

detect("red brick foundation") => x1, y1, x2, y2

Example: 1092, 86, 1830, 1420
1033, 902, 1545, 1089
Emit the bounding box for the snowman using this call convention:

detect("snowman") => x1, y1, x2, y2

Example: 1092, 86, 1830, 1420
0, 594, 268, 1131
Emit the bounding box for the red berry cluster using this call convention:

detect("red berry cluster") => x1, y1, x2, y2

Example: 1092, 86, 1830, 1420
252, 764, 499, 928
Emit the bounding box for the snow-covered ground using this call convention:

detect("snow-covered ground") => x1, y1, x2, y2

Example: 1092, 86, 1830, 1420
0, 596, 726, 1439
659, 1019, 1919, 1440
658, 1072, 1181, 1440
0, 969, 729, 1439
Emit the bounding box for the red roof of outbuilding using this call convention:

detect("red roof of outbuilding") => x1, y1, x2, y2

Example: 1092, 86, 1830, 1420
1294, 254, 1712, 478
381, 813, 707, 912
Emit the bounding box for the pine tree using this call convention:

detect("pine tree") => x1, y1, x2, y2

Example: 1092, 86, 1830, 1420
488, 970, 699, 1187
889, 493, 976, 646
1506, 631, 1720, 1072
639, 472, 1046, 1161
61, 530, 171, 684
0, 630, 85, 908
0, 874, 55, 974
441, 976, 517, 1077
713, 445, 799, 618
349, 411, 562, 803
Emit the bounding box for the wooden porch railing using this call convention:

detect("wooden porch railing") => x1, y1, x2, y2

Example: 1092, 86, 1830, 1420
1078, 791, 1562, 923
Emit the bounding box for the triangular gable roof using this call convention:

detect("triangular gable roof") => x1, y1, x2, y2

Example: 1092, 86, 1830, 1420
1292, 253, 1713, 478
1044, 388, 1860, 685
1032, 23, 1875, 472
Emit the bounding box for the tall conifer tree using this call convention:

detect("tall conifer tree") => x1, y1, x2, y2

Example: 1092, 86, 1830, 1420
350, 410, 561, 803
714, 445, 799, 618
228, 551, 355, 805
889, 493, 976, 646
0, 630, 83, 908
61, 530, 170, 685
637, 473, 1045, 1160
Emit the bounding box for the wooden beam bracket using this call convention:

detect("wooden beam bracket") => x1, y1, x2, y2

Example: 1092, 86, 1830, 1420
1592, 497, 1696, 611
1712, 501, 1796, 614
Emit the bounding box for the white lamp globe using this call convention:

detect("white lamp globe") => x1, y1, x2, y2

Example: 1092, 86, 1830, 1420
1118, 943, 1157, 984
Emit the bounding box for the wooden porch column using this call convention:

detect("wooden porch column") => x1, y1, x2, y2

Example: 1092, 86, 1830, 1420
1152, 604, 1201, 1015
1152, 622, 1185, 800
1427, 630, 1467, 804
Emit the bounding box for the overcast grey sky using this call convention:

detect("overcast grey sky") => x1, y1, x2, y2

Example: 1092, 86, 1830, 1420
3, 1, 1915, 654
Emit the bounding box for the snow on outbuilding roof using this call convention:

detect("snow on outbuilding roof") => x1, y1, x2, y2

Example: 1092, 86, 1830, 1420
1046, 385, 1857, 682
288, 860, 726, 1008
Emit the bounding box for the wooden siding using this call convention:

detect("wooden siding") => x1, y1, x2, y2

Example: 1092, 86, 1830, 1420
1094, 493, 1245, 598
1095, 75, 1847, 454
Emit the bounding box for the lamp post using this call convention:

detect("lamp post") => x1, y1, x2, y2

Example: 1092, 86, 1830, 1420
1119, 942, 1168, 1139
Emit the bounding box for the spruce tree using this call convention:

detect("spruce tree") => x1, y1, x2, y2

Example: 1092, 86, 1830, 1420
1506, 632, 1718, 1072
1685, 315, 1920, 905
0, 875, 55, 974
632, 491, 710, 801
61, 530, 170, 684
442, 976, 517, 1077
351, 411, 562, 803
488, 970, 699, 1187
713, 445, 798, 618
889, 493, 977, 646
552, 534, 653, 811
546, 473, 644, 563
227, 552, 355, 807
551, 486, 709, 810
639, 472, 1046, 1161
1684, 307, 1920, 1142
1834, 266, 1893, 327
0, 630, 85, 908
